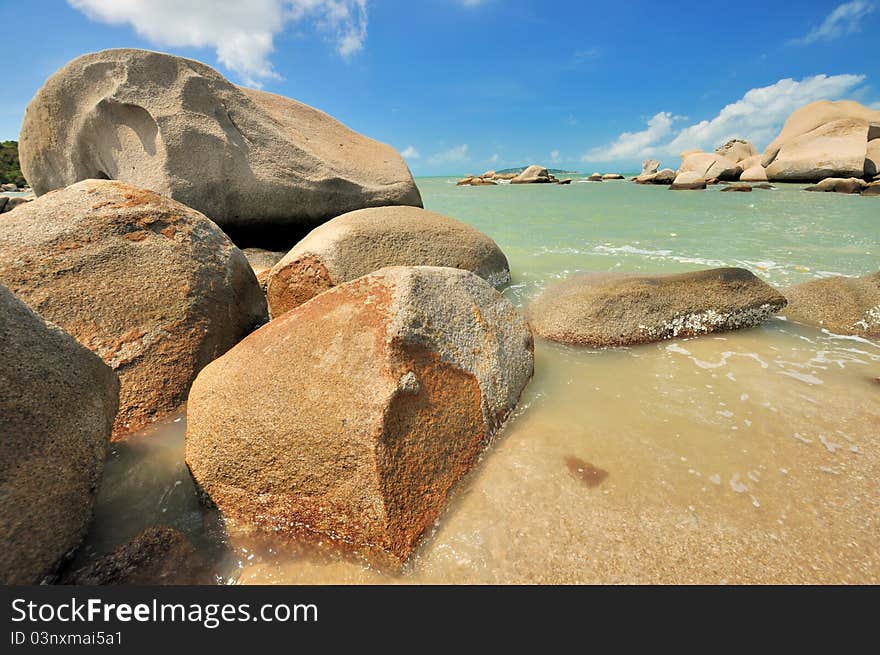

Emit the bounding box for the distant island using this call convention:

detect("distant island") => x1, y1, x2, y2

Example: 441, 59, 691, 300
0, 141, 25, 187
496, 166, 580, 175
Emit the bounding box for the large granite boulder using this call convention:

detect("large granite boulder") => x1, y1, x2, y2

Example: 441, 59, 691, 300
678, 151, 742, 181
740, 164, 769, 182
783, 273, 880, 338
185, 266, 534, 562
18, 48, 422, 247
670, 171, 707, 190
510, 165, 553, 184
0, 284, 119, 584
863, 181, 880, 196
715, 139, 757, 164
266, 206, 510, 316
0, 180, 268, 437
804, 177, 867, 194
528, 268, 786, 347
762, 100, 880, 182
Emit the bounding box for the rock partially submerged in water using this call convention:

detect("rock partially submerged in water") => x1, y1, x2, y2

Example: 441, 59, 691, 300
670, 171, 707, 190
186, 266, 534, 563
63, 527, 210, 585
678, 151, 742, 181
0, 179, 267, 437
635, 168, 676, 185
763, 100, 880, 181
19, 48, 422, 246
511, 165, 554, 184
721, 184, 753, 192
782, 273, 880, 338
602, 173, 625, 180
863, 181, 880, 196
528, 268, 786, 347
0, 284, 119, 584
266, 206, 510, 316
804, 177, 867, 194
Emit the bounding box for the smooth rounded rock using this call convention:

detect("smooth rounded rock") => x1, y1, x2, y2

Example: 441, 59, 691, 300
528, 268, 787, 347
266, 206, 510, 315
0, 179, 268, 437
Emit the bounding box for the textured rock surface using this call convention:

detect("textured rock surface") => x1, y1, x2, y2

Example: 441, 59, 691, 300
186, 266, 534, 562
0, 284, 119, 584
804, 177, 867, 194
266, 206, 510, 316
635, 168, 676, 185
762, 100, 880, 181
528, 268, 786, 347
670, 171, 707, 190
511, 165, 552, 184
19, 48, 422, 247
242, 248, 285, 290
678, 151, 742, 181
866, 139, 880, 177
0, 179, 267, 437
63, 527, 210, 585
715, 139, 757, 164
783, 273, 880, 338
863, 181, 880, 196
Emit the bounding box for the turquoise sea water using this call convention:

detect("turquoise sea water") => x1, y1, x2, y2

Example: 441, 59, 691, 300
79, 177, 880, 584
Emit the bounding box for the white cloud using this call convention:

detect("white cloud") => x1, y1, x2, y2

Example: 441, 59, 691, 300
585, 112, 677, 161
790, 1, 876, 45
585, 74, 867, 162
68, 0, 368, 87
488, 153, 500, 163
549, 149, 561, 164
400, 146, 420, 159
428, 144, 469, 165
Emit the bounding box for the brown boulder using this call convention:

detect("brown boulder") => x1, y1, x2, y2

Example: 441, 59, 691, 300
678, 151, 742, 181
63, 527, 210, 585
186, 266, 534, 562
721, 184, 753, 192
783, 273, 880, 338
804, 177, 867, 194
863, 181, 880, 196
0, 284, 119, 584
528, 268, 786, 347
0, 180, 268, 437
266, 206, 510, 316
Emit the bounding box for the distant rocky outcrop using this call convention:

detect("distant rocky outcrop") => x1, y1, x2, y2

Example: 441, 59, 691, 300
601, 173, 625, 180
641, 160, 661, 176
528, 268, 786, 347
19, 48, 422, 247
715, 139, 758, 164
783, 273, 879, 338
511, 165, 556, 184
762, 100, 880, 182
0, 284, 118, 584
0, 179, 267, 437
588, 172, 603, 181
266, 205, 511, 315
804, 177, 867, 194
185, 266, 533, 563
678, 151, 742, 181
635, 168, 676, 185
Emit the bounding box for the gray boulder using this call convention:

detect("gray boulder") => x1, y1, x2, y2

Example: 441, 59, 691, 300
0, 284, 119, 584
19, 48, 422, 247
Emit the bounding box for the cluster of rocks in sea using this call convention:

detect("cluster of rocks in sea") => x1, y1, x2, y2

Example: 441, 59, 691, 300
458, 167, 625, 186
2, 48, 878, 585
631, 101, 880, 195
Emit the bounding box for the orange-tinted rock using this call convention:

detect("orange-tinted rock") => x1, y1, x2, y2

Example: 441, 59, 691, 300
0, 179, 268, 437
185, 266, 533, 562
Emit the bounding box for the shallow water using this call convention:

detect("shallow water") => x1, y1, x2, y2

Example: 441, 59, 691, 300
78, 178, 880, 584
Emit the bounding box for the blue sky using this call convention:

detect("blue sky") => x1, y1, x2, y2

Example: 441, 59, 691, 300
1, 0, 878, 175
